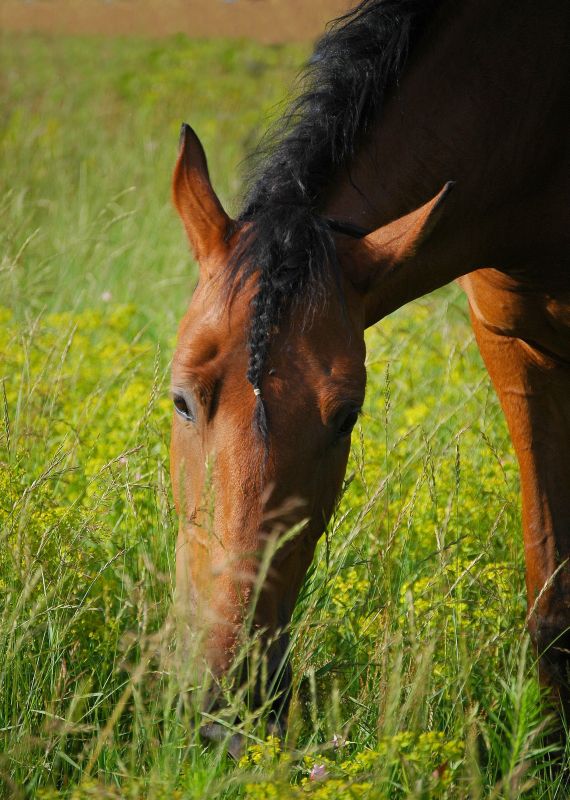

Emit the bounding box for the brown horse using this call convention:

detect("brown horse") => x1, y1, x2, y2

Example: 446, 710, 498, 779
170, 0, 570, 733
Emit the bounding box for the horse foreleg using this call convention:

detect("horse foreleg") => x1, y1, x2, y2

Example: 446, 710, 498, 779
469, 309, 570, 718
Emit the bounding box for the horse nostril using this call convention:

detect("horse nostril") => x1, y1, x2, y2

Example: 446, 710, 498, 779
199, 683, 245, 760
199, 723, 245, 761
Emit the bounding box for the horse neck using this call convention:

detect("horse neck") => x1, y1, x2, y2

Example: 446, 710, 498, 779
324, 0, 570, 315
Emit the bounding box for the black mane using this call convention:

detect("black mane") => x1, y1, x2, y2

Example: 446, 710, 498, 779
229, 0, 438, 436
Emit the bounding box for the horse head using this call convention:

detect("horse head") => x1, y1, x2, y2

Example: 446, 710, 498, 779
170, 125, 451, 729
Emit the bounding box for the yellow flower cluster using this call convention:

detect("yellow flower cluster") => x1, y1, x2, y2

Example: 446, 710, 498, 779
0, 304, 172, 667
400, 559, 514, 635
240, 731, 463, 799
239, 735, 284, 768
330, 568, 370, 613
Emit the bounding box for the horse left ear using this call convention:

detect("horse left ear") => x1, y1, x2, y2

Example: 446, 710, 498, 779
172, 123, 233, 267
341, 182, 455, 326
359, 183, 454, 281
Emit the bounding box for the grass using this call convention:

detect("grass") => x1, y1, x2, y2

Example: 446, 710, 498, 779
1, 33, 568, 798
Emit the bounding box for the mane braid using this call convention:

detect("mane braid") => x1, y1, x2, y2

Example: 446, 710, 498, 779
228, 0, 439, 439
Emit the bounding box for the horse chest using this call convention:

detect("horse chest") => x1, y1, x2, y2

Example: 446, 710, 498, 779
461, 269, 570, 363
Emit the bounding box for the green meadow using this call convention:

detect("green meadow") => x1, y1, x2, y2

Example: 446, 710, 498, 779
0, 34, 566, 798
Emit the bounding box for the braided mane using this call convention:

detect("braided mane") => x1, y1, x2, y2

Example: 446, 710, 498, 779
228, 0, 439, 439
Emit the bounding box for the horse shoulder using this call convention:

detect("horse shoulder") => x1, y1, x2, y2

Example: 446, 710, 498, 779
460, 269, 570, 365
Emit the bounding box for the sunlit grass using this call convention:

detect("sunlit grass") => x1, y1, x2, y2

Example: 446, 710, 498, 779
1, 33, 568, 799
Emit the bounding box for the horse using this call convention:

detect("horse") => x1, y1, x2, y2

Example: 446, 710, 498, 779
169, 0, 570, 737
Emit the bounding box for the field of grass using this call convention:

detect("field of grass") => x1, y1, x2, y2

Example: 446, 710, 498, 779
1, 33, 566, 798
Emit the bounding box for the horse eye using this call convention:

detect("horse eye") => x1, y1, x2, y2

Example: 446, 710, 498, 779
337, 408, 360, 438
173, 393, 195, 423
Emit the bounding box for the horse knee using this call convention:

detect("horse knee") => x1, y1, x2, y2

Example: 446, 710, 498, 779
529, 613, 570, 685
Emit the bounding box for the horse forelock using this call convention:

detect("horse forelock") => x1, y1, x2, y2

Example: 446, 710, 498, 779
225, 0, 440, 437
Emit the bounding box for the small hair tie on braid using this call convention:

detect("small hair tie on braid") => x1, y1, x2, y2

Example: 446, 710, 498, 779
253, 387, 261, 397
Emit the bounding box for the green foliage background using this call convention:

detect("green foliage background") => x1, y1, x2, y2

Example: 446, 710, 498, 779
0, 33, 564, 798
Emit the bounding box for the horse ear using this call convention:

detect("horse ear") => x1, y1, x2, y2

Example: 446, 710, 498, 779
344, 182, 455, 326
172, 124, 233, 265
360, 182, 454, 275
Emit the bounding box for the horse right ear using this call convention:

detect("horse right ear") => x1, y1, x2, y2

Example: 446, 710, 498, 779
172, 124, 233, 268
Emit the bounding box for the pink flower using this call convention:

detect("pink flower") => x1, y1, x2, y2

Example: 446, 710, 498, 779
101, 291, 112, 303
310, 763, 328, 782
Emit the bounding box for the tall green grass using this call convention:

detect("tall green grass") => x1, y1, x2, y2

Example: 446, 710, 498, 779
1, 34, 567, 798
